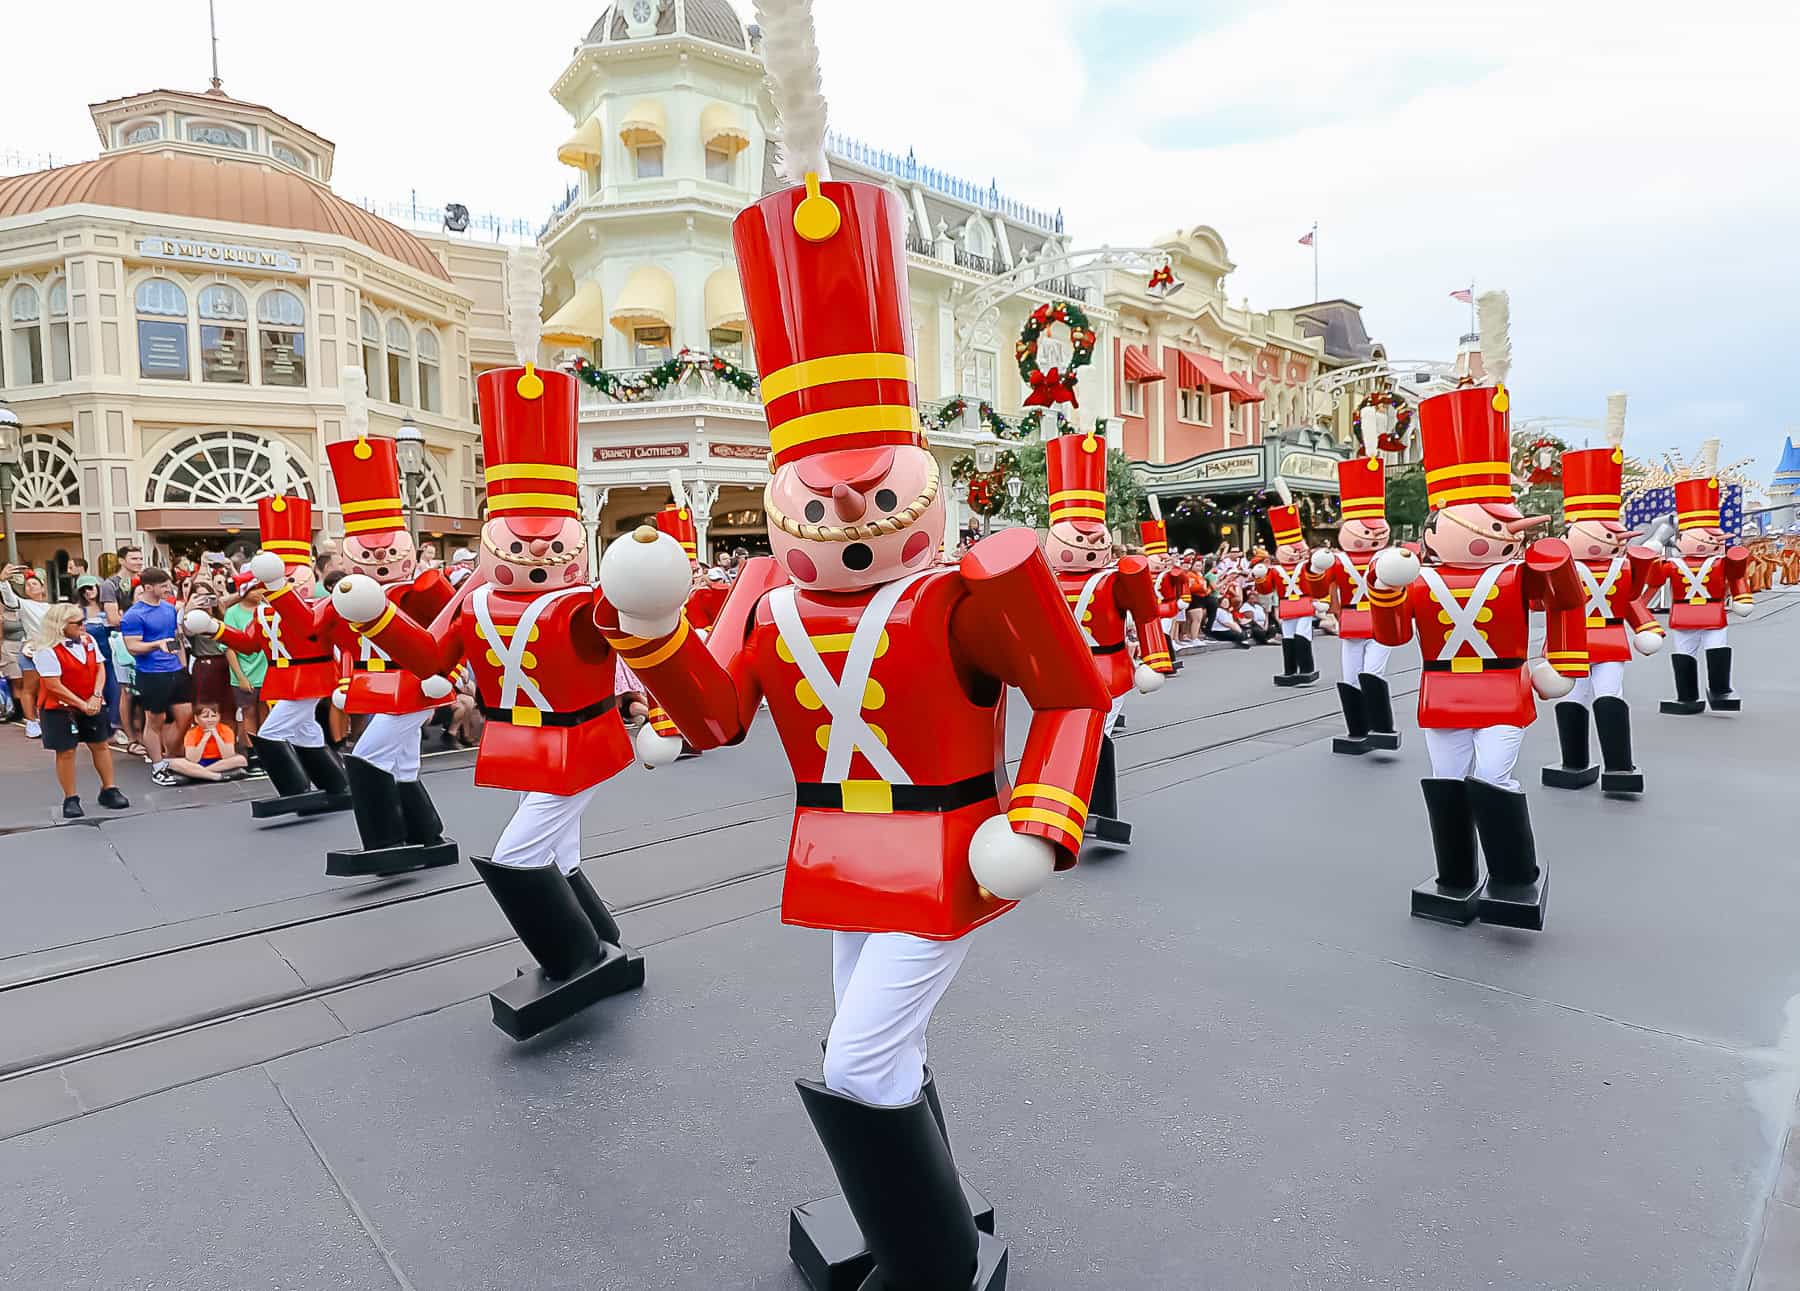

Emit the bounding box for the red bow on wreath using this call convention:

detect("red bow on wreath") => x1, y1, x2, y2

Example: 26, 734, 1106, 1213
1024, 367, 1079, 408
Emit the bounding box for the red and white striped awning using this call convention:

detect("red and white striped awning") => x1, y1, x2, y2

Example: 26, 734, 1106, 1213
1122, 344, 1165, 383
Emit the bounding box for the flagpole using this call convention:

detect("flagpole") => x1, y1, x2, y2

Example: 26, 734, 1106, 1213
1312, 222, 1319, 301
1467, 279, 1476, 334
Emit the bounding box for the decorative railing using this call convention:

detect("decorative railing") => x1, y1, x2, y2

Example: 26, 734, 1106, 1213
359, 195, 537, 244
1032, 274, 1090, 303
954, 247, 1003, 276
573, 355, 761, 409
825, 131, 1063, 233
539, 183, 581, 239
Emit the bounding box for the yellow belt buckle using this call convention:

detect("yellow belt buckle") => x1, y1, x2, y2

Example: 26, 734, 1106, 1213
1450, 657, 1482, 674
275, 658, 290, 668
839, 780, 893, 814
1586, 615, 1606, 629
511, 705, 543, 728
1689, 596, 1706, 605
366, 659, 386, 673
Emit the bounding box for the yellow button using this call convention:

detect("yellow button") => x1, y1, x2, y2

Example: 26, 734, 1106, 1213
521, 651, 538, 669
815, 723, 833, 751
1487, 586, 1501, 601
1437, 610, 1452, 625
485, 649, 502, 667
1476, 629, 1490, 641
1476, 607, 1494, 623
863, 679, 886, 710
795, 679, 822, 710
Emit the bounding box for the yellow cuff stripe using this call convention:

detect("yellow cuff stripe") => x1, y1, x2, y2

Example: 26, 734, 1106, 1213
770, 404, 919, 458
621, 618, 690, 670
485, 463, 579, 484
1007, 806, 1084, 840
1010, 783, 1088, 815
758, 351, 915, 403
365, 604, 397, 635
486, 493, 581, 514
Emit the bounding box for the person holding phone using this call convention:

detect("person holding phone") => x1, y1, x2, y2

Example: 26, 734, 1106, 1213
119, 567, 192, 785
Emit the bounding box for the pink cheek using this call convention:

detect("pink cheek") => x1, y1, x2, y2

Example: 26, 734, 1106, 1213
1059, 550, 1074, 563
1469, 539, 1490, 557
901, 532, 931, 564
492, 565, 514, 586
786, 550, 818, 582
564, 563, 581, 582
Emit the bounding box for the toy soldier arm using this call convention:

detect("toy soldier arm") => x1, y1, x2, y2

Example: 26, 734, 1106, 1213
1621, 547, 1665, 635
950, 529, 1109, 866
1523, 538, 1589, 679
1112, 556, 1174, 674
1367, 578, 1412, 647
1724, 544, 1754, 607
348, 596, 466, 679
395, 568, 457, 624
263, 580, 331, 642
211, 616, 263, 655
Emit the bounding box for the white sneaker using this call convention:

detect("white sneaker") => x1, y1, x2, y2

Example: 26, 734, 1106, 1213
24, 720, 41, 738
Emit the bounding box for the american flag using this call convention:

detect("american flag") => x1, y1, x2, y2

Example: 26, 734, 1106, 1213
1297, 230, 1315, 247
1622, 484, 1745, 541
1450, 288, 1474, 303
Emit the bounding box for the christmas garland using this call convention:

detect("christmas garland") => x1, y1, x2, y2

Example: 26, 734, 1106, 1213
1016, 408, 1067, 439
566, 348, 757, 401
1016, 299, 1095, 408
1353, 390, 1413, 453
927, 397, 1016, 439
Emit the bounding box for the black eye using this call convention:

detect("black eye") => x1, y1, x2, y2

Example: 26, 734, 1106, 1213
551, 541, 564, 553
874, 488, 897, 512
1491, 523, 1502, 533
510, 541, 524, 554
804, 500, 825, 523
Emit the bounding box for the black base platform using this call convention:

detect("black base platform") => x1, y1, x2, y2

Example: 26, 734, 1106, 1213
1084, 815, 1132, 847
488, 942, 645, 1041
1411, 878, 1481, 926
1364, 731, 1401, 751
325, 839, 460, 878
1707, 696, 1742, 712
1659, 699, 1706, 716
1541, 764, 1600, 790
1331, 736, 1370, 756
1601, 769, 1645, 795
1477, 875, 1549, 931
251, 790, 352, 819
789, 1178, 996, 1291
1271, 671, 1319, 687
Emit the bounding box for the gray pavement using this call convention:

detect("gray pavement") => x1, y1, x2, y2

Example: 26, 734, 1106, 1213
1, 596, 1797, 1289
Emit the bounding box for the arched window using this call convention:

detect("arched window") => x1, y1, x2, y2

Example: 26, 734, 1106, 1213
8, 284, 43, 386
384, 317, 413, 405
359, 307, 385, 399
416, 327, 441, 413
12, 433, 81, 508
144, 430, 315, 505
187, 122, 247, 150
198, 284, 249, 384
134, 278, 189, 380
405, 453, 449, 516
256, 289, 306, 387
44, 280, 71, 382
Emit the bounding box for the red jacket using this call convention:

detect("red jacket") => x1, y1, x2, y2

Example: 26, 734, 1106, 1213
1056, 556, 1174, 697
1659, 548, 1751, 630
266, 570, 457, 714
1572, 548, 1662, 662
1371, 541, 1588, 728
1306, 551, 1378, 638
1256, 560, 1317, 621
601, 529, 1110, 940
216, 592, 340, 702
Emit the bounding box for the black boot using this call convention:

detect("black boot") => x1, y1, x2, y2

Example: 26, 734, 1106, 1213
1273, 636, 1299, 686
1083, 733, 1130, 846
794, 1080, 1005, 1291
1332, 682, 1371, 755
397, 779, 446, 845
566, 867, 624, 945
1468, 778, 1547, 931
1592, 696, 1643, 794
1705, 647, 1741, 711
1541, 702, 1599, 789
1292, 634, 1320, 685
294, 742, 351, 800
1660, 654, 1705, 715
1359, 672, 1401, 750
344, 756, 406, 851
471, 856, 643, 1040
250, 735, 310, 798
1412, 778, 1481, 925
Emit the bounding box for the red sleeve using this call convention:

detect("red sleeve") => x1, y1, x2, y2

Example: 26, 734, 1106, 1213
1724, 545, 1753, 603
1621, 548, 1663, 634
1523, 539, 1588, 677
356, 598, 466, 680
263, 581, 330, 640
1111, 557, 1173, 674
1369, 577, 1413, 646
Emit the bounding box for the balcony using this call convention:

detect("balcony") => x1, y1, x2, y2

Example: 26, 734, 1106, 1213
575, 358, 762, 412
953, 247, 1003, 276
1032, 274, 1090, 304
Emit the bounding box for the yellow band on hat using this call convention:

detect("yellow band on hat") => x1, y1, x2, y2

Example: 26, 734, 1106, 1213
485, 493, 581, 514
1429, 484, 1514, 506
1050, 489, 1106, 503
262, 541, 312, 557
485, 463, 579, 485
759, 352, 916, 403
1051, 505, 1108, 521
1425, 460, 1510, 485
769, 404, 920, 458
341, 497, 405, 515
1561, 493, 1621, 509
343, 515, 406, 535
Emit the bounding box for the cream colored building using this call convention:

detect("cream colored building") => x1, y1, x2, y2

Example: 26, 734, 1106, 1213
0, 84, 491, 578
536, 0, 1115, 557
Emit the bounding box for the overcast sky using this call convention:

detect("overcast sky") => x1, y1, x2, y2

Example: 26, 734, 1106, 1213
7, 0, 1797, 487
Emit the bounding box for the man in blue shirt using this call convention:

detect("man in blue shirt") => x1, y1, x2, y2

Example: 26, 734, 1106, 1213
120, 567, 193, 784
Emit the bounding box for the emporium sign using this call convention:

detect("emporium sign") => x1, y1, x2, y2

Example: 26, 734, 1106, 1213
137, 236, 301, 273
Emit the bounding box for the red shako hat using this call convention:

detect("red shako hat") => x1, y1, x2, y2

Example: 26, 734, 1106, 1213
1046, 430, 1108, 533
1420, 384, 1518, 519
258, 495, 313, 569
477, 366, 580, 521
327, 436, 405, 541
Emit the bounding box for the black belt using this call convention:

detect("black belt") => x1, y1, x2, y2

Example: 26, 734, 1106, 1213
352, 660, 390, 672
1423, 657, 1524, 673
275, 653, 332, 667
480, 694, 617, 727
1090, 642, 1125, 656
795, 772, 998, 814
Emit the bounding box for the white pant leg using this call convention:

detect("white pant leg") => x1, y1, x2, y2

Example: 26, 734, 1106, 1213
1566, 674, 1593, 707
1588, 660, 1625, 701
1340, 636, 1366, 681
1423, 727, 1476, 779
1103, 694, 1125, 737
350, 710, 432, 780
1470, 725, 1525, 791
1669, 627, 1727, 657
832, 931, 871, 1013
824, 932, 974, 1106
1280, 616, 1313, 640
550, 785, 597, 876
490, 785, 600, 871
1360, 639, 1391, 679
260, 697, 324, 748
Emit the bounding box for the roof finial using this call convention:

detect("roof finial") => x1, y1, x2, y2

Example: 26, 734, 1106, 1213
207, 0, 224, 94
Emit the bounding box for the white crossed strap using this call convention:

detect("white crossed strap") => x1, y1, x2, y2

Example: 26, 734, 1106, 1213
1069, 569, 1112, 647
769, 570, 933, 785
472, 584, 587, 712
1674, 555, 1719, 603
359, 632, 391, 665
1575, 556, 1625, 621
256, 603, 288, 661
1418, 564, 1508, 661
1276, 564, 1306, 600
1336, 552, 1371, 606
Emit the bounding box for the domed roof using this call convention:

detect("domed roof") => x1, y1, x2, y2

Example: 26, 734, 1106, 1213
0, 149, 450, 282
587, 0, 748, 50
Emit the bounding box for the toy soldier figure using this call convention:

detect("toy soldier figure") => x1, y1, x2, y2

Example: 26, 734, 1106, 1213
329, 250, 642, 1040
187, 494, 349, 819
1539, 395, 1664, 793
596, 17, 1110, 1277
1368, 291, 1588, 931
1254, 483, 1320, 686
1658, 471, 1753, 715
1045, 429, 1173, 846
1307, 436, 1402, 754
1140, 503, 1185, 670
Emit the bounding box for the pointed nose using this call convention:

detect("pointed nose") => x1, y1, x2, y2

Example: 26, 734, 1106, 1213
831, 482, 867, 523
528, 538, 552, 557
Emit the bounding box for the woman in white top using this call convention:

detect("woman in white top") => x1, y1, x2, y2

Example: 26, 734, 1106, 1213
2, 566, 52, 738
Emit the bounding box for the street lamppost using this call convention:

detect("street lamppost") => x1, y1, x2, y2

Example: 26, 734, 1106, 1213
394, 420, 425, 546
974, 441, 998, 539
0, 404, 21, 567
1005, 473, 1023, 523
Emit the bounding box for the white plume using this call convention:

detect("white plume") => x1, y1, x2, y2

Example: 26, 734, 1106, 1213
268, 437, 289, 497
506, 246, 546, 367
1476, 290, 1511, 388
1272, 478, 1293, 506
1698, 438, 1720, 475
1603, 392, 1627, 449
1148, 493, 1163, 522
341, 365, 369, 442
1359, 404, 1388, 457
668, 468, 689, 511
754, 0, 830, 184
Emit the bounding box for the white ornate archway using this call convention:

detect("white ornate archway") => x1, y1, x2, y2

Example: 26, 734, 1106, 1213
144, 430, 316, 505
13, 433, 81, 509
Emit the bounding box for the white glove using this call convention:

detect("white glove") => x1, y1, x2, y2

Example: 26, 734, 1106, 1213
635, 722, 684, 770
332, 574, 388, 624
1372, 547, 1421, 590
1632, 629, 1665, 656
183, 609, 220, 636
248, 550, 287, 589
1134, 663, 1165, 694
331, 686, 348, 711
1528, 659, 1575, 700
1250, 562, 1269, 579
1308, 548, 1335, 574
599, 526, 691, 638
1729, 598, 1753, 617
420, 675, 453, 700
968, 814, 1056, 901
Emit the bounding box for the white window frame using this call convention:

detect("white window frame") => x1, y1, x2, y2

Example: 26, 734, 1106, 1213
1122, 380, 1142, 417
1178, 383, 1212, 426
634, 144, 664, 179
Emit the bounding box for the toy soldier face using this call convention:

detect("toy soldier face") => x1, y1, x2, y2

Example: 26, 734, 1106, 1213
765, 444, 945, 592
1566, 518, 1627, 560
1275, 539, 1307, 564
478, 514, 588, 590
1425, 502, 1531, 565
288, 562, 316, 596
1044, 521, 1110, 568
342, 530, 417, 585
1677, 526, 1726, 558
1339, 518, 1390, 553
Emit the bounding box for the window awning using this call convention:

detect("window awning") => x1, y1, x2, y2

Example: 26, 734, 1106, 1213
610, 265, 676, 330
1122, 344, 1165, 383
1223, 371, 1264, 403
542, 281, 606, 345
704, 267, 745, 332
700, 103, 750, 155
556, 115, 603, 169
1175, 349, 1263, 402
619, 100, 667, 148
